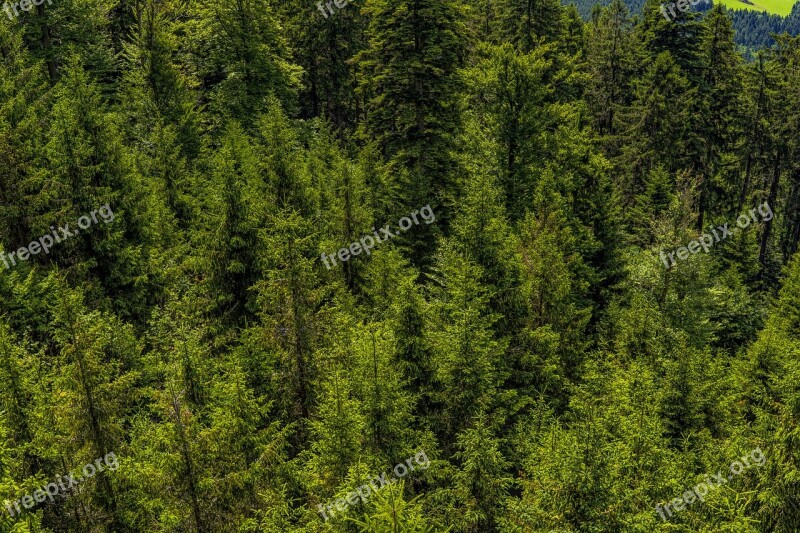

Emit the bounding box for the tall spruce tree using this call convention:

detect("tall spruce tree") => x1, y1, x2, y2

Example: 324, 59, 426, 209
355, 0, 466, 267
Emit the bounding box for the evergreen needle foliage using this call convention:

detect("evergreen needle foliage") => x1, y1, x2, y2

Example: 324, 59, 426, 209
0, 0, 798, 530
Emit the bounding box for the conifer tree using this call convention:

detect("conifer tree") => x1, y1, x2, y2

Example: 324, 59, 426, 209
697, 5, 742, 228
449, 412, 511, 531
617, 52, 697, 201
255, 99, 315, 217
16, 0, 116, 85
0, 21, 51, 250
778, 36, 800, 262
276, 0, 366, 132
204, 361, 289, 530
47, 282, 136, 530
500, 0, 564, 50
585, 0, 636, 141
252, 211, 326, 439
0, 323, 38, 477
0, 0, 799, 530
129, 292, 215, 532
450, 134, 525, 335
207, 121, 261, 324
351, 480, 437, 532
186, 0, 301, 128
462, 43, 552, 222
41, 58, 151, 319
428, 243, 507, 443
638, 0, 704, 81
120, 0, 202, 159
739, 256, 800, 530
0, 421, 46, 532
355, 0, 466, 266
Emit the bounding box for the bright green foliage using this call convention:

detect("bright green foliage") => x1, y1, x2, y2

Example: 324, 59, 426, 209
0, 323, 37, 480
0, 21, 50, 250
185, 0, 300, 127
463, 43, 553, 222
46, 282, 137, 530
350, 480, 438, 532
120, 0, 202, 159
449, 413, 511, 530
428, 243, 507, 441
2, 0, 800, 531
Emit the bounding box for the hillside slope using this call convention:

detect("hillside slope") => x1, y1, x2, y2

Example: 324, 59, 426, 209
570, 0, 800, 46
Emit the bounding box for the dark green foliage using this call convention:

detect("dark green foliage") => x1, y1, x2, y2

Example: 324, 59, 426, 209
2, 0, 800, 531
355, 0, 466, 266
568, 0, 800, 49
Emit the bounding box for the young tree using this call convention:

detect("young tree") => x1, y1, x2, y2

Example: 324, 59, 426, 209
428, 243, 507, 443
48, 281, 136, 530
206, 121, 261, 324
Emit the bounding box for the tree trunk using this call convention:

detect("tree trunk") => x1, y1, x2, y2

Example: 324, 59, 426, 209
169, 383, 205, 533
36, 4, 58, 82
759, 149, 781, 276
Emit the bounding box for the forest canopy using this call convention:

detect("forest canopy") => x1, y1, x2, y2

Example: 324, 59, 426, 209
0, 0, 800, 531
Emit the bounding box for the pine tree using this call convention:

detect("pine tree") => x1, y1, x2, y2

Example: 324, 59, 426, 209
499, 0, 564, 51
276, 0, 367, 132
0, 322, 38, 478
696, 5, 742, 231
41, 58, 152, 320
449, 412, 511, 531
462, 43, 552, 222
207, 121, 261, 324
584, 0, 636, 141
120, 0, 202, 159
0, 21, 51, 250
351, 480, 437, 532
355, 0, 466, 266
186, 0, 301, 128
47, 281, 136, 530
616, 52, 697, 202
428, 242, 507, 443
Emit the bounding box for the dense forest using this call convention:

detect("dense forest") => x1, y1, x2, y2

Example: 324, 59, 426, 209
570, 0, 800, 48
728, 3, 800, 47
1, 0, 800, 531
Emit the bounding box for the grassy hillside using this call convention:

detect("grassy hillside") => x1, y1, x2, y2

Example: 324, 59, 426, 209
714, 0, 794, 16
566, 0, 800, 47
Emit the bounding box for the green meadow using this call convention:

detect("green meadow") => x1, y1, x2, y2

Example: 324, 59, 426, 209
716, 0, 795, 16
